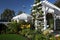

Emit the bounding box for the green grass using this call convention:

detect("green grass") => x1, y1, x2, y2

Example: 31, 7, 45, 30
0, 34, 27, 40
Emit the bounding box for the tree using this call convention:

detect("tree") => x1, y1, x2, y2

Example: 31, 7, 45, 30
31, 0, 42, 18
17, 11, 25, 15
54, 0, 60, 8
1, 9, 15, 22
31, 0, 43, 30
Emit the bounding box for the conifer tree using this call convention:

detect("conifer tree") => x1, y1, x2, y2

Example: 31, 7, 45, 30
31, 0, 43, 30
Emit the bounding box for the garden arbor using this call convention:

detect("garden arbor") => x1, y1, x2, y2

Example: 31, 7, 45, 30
41, 0, 60, 30
32, 0, 60, 30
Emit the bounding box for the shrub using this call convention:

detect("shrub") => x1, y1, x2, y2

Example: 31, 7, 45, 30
7, 21, 21, 34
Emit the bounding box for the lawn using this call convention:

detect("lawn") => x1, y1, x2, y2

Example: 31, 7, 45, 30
0, 34, 27, 40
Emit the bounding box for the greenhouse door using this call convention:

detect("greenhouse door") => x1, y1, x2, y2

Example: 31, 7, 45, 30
46, 13, 54, 29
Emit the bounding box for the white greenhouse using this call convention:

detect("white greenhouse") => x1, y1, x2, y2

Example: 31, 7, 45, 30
12, 13, 32, 23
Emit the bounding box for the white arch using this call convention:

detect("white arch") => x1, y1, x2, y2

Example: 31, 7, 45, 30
40, 0, 60, 30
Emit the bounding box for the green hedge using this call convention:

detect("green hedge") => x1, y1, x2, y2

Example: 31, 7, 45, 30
0, 34, 27, 40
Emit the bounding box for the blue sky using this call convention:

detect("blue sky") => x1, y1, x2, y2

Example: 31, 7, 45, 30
0, 0, 56, 14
